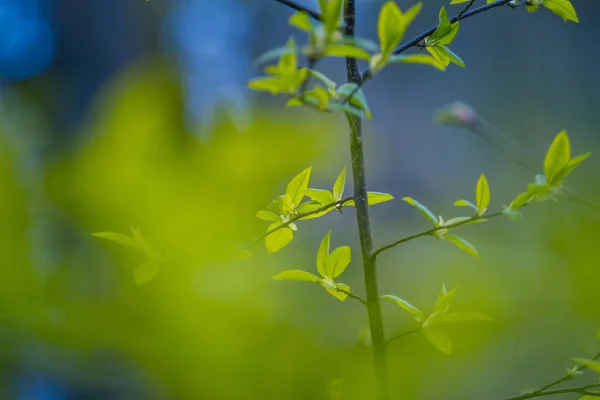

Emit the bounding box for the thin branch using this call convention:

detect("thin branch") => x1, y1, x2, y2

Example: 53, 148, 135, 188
371, 211, 504, 259
499, 384, 600, 400
385, 328, 421, 348
250, 197, 354, 247
342, 0, 514, 105
337, 288, 367, 306
274, 0, 322, 21
530, 352, 600, 394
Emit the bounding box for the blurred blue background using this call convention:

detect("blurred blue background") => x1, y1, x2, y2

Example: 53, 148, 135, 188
0, 0, 599, 399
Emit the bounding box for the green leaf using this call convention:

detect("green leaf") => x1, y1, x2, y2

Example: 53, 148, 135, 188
388, 54, 446, 71
308, 69, 336, 90
436, 312, 495, 323
402, 197, 438, 224
553, 152, 591, 182
289, 12, 313, 32
333, 167, 347, 201
305, 189, 336, 204
423, 328, 453, 355
92, 232, 140, 251
324, 45, 371, 60
378, 1, 422, 55
543, 0, 579, 23
286, 166, 312, 207
134, 261, 160, 286
320, 0, 344, 36
325, 246, 352, 278
445, 234, 479, 258
296, 201, 335, 219
265, 224, 294, 254
256, 210, 281, 222
502, 206, 523, 221
247, 77, 284, 94
381, 295, 424, 320
272, 269, 321, 282
475, 174, 490, 214
336, 83, 372, 119
253, 46, 294, 67
572, 358, 600, 374
454, 199, 478, 212
544, 130, 571, 185
326, 282, 350, 301
426, 7, 458, 45
434, 284, 458, 314
317, 231, 331, 278
345, 192, 395, 207
233, 249, 253, 259
426, 44, 464, 68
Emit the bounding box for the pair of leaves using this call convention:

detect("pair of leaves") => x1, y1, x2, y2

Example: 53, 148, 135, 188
272, 231, 351, 301
424, 7, 464, 68
257, 166, 313, 254
505, 130, 590, 212
382, 285, 493, 354
455, 174, 490, 217
525, 0, 579, 23
92, 227, 167, 286
370, 2, 445, 74
249, 37, 308, 95
402, 196, 480, 258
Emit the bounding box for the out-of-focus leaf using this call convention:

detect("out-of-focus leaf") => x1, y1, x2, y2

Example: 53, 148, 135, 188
436, 312, 495, 323
445, 234, 479, 258
326, 283, 350, 301
423, 328, 452, 355
401, 197, 438, 224
272, 270, 321, 282
381, 295, 424, 320
134, 261, 160, 286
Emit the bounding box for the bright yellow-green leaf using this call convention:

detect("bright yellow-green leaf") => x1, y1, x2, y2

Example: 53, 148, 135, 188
278, 37, 298, 74
475, 174, 490, 214
426, 7, 459, 45
445, 234, 479, 258
436, 312, 495, 323
434, 284, 458, 314
423, 328, 452, 354
454, 199, 477, 211
309, 69, 336, 89
333, 167, 346, 201
305, 188, 336, 204
324, 45, 371, 60
336, 83, 372, 119
401, 196, 438, 223
381, 295, 424, 320
388, 54, 446, 71
234, 249, 253, 259
319, 0, 344, 36
544, 0, 579, 23
326, 282, 350, 301
134, 261, 160, 286
256, 210, 281, 222
553, 152, 591, 183
92, 231, 140, 251
544, 130, 571, 185
265, 224, 294, 254
572, 358, 600, 374
286, 166, 312, 207
426, 44, 464, 68
345, 192, 394, 206
289, 11, 313, 31
247, 77, 284, 94
325, 245, 351, 278
378, 1, 422, 55
317, 231, 331, 277
272, 269, 321, 282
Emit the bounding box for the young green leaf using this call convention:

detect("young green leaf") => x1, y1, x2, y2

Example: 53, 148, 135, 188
247, 77, 284, 94
326, 282, 350, 301
426, 7, 458, 45
92, 231, 140, 251
388, 54, 446, 71
543, 0, 579, 23
552, 152, 591, 183
572, 358, 600, 374
454, 199, 478, 212
234, 249, 253, 260
317, 231, 331, 278
346, 192, 394, 206
445, 234, 479, 258
434, 284, 458, 314
381, 295, 424, 320
333, 167, 346, 201
286, 166, 312, 207
319, 0, 343, 37
265, 224, 294, 254
325, 246, 352, 278
324, 45, 371, 60
378, 1, 422, 55
475, 174, 491, 215
256, 210, 281, 222
296, 201, 335, 220
423, 328, 453, 355
134, 261, 160, 286
544, 130, 571, 185
426, 44, 465, 68
308, 69, 336, 90
305, 188, 336, 204
402, 197, 438, 224
436, 312, 495, 323
272, 269, 321, 282
289, 12, 313, 32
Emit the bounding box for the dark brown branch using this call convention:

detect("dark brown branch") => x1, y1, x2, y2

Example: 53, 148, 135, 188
274, 0, 322, 21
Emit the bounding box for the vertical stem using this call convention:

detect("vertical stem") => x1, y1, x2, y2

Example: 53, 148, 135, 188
343, 1, 390, 399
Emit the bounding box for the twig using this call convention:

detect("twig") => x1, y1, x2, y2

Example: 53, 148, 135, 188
457, 0, 477, 20
371, 211, 504, 259
250, 197, 354, 247
385, 328, 421, 348
274, 0, 322, 21
337, 288, 367, 306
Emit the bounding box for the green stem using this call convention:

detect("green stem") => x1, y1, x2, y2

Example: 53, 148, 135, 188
343, 1, 389, 399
